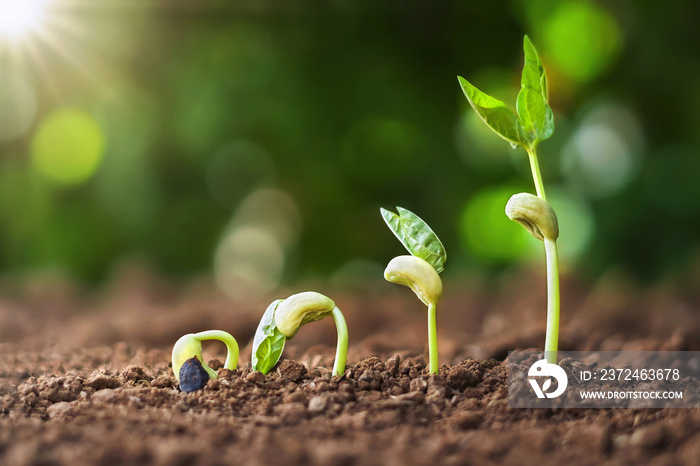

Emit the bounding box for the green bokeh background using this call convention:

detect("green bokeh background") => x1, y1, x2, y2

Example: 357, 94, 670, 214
0, 0, 698, 290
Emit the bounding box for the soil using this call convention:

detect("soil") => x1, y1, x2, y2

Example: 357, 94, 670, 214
2, 264, 700, 465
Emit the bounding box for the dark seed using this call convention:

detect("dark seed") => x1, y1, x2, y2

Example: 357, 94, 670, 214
179, 357, 210, 393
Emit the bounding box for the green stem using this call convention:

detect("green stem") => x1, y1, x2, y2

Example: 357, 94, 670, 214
194, 330, 240, 379
427, 302, 438, 374
527, 147, 561, 363
544, 238, 560, 364
526, 148, 547, 201
527, 147, 561, 364
331, 307, 348, 376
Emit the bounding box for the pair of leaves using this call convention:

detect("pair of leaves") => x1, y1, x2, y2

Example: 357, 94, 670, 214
251, 299, 287, 375
458, 36, 554, 151
381, 206, 446, 273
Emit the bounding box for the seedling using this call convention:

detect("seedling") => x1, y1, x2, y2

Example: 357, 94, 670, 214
251, 291, 348, 376
458, 36, 561, 363
171, 330, 239, 392
381, 207, 446, 374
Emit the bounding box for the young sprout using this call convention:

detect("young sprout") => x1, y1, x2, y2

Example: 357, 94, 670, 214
171, 330, 239, 392
381, 207, 446, 374
251, 291, 348, 376
458, 36, 561, 363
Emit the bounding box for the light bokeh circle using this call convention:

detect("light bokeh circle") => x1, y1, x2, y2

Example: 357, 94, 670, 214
31, 107, 105, 185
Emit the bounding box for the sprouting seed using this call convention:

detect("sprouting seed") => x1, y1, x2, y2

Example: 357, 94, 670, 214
252, 291, 348, 376
171, 330, 239, 392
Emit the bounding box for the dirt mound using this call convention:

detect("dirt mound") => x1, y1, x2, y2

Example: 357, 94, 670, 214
2, 350, 700, 465
2, 270, 700, 464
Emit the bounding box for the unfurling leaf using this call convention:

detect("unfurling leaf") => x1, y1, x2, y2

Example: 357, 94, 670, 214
521, 36, 548, 98
517, 36, 554, 144
381, 207, 446, 273
251, 299, 287, 374
457, 76, 526, 149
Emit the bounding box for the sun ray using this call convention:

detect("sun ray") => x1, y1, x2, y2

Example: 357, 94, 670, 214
1, 0, 253, 100
0, 0, 48, 39
0, 0, 160, 99
17, 35, 62, 101
29, 21, 108, 90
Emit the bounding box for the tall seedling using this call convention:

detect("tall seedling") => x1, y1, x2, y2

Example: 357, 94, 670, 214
458, 36, 561, 363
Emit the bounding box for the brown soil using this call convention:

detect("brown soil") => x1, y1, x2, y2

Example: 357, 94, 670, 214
2, 265, 700, 465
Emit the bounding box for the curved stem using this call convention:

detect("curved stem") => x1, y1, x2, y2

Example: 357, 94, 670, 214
331, 307, 348, 376
526, 148, 547, 201
544, 239, 560, 364
427, 302, 438, 374
194, 330, 240, 379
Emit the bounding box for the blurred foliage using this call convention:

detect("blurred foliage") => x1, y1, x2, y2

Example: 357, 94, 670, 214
0, 0, 699, 289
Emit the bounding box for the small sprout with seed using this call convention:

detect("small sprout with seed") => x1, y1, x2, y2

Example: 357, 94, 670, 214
251, 291, 348, 376
171, 330, 239, 392
381, 206, 446, 374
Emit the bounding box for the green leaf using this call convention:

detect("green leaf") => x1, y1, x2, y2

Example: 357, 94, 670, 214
251, 299, 287, 375
517, 36, 554, 144
522, 36, 547, 97
457, 76, 526, 149
381, 207, 446, 273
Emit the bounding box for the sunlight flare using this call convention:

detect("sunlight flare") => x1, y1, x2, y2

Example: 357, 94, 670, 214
0, 0, 48, 38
